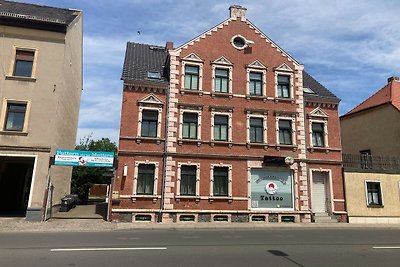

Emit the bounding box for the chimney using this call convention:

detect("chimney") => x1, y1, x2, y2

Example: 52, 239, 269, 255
229, 5, 247, 21
165, 41, 174, 50
388, 76, 400, 83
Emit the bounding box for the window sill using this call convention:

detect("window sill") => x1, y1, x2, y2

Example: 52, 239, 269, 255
275, 144, 298, 151
246, 95, 267, 102
209, 196, 233, 203
178, 139, 202, 146
211, 92, 233, 98
367, 204, 384, 208
210, 141, 233, 148
180, 89, 203, 96
134, 137, 163, 144
131, 195, 159, 203
5, 75, 36, 82
175, 195, 200, 203
274, 97, 295, 104
0, 130, 28, 136
246, 143, 269, 150
308, 146, 330, 153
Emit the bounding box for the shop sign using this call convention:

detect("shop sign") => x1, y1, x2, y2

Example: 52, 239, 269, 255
250, 169, 293, 209
54, 149, 114, 167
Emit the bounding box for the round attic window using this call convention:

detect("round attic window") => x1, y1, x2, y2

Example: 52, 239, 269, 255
231, 35, 246, 49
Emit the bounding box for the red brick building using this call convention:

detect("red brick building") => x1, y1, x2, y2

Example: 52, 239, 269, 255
111, 5, 346, 223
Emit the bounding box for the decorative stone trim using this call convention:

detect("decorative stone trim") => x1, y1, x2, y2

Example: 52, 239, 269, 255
210, 163, 233, 198
133, 161, 159, 197
246, 113, 267, 145
176, 161, 201, 199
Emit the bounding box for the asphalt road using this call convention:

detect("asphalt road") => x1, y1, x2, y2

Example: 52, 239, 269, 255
1, 228, 400, 267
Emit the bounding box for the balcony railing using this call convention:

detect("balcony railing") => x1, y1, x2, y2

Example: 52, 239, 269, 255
343, 154, 400, 173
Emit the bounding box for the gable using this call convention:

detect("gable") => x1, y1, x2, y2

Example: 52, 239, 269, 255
182, 52, 203, 63
275, 63, 293, 72
309, 107, 328, 118
247, 60, 267, 69
138, 94, 164, 106
212, 56, 233, 66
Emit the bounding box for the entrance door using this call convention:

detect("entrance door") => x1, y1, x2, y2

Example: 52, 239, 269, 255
312, 172, 328, 213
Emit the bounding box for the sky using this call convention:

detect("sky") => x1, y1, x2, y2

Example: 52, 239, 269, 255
15, 0, 400, 144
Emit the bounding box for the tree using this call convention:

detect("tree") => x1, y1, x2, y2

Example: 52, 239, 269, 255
71, 135, 118, 204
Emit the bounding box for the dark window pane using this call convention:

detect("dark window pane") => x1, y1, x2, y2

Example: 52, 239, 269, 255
214, 115, 228, 141
137, 164, 155, 195
184, 65, 199, 90
249, 72, 262, 96
312, 123, 325, 147
141, 110, 158, 137
5, 103, 26, 131
14, 60, 33, 77
367, 182, 382, 205
277, 75, 290, 98
279, 120, 292, 145
182, 113, 198, 139
180, 165, 196, 196
250, 118, 263, 143
213, 167, 228, 196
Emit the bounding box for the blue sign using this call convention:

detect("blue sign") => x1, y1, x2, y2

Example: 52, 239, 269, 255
55, 150, 114, 167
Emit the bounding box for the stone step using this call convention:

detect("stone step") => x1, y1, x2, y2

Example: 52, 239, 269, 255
314, 213, 338, 223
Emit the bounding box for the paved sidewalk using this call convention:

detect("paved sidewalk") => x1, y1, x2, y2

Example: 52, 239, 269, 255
1, 217, 400, 233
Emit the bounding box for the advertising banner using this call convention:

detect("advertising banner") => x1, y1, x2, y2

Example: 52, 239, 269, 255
55, 149, 114, 167
250, 168, 293, 209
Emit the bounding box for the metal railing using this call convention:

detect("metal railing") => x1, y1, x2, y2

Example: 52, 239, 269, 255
343, 154, 400, 173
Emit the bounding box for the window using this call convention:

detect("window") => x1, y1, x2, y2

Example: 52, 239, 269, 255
4, 102, 27, 131
360, 150, 372, 169
147, 71, 161, 79
13, 50, 35, 77
214, 68, 229, 93
213, 167, 228, 196
279, 120, 292, 145
250, 117, 263, 143
366, 181, 383, 206
137, 164, 155, 195
182, 112, 198, 139
249, 72, 263, 96
184, 65, 199, 90
180, 165, 197, 196
277, 75, 290, 98
141, 110, 158, 137
214, 115, 228, 141
312, 122, 325, 147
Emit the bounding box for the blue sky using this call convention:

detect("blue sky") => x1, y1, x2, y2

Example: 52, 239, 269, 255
16, 0, 400, 144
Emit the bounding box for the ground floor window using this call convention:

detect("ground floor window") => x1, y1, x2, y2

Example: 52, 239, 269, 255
137, 164, 155, 195
250, 168, 293, 209
366, 181, 383, 206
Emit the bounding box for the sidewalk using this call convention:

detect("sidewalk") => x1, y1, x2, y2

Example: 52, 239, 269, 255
2, 217, 400, 233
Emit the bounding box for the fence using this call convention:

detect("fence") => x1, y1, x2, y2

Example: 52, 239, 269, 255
343, 154, 400, 173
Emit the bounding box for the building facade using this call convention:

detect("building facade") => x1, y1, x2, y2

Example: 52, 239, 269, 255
0, 1, 82, 220
112, 5, 346, 223
341, 76, 400, 223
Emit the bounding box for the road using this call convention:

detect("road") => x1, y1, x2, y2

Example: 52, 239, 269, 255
1, 228, 400, 266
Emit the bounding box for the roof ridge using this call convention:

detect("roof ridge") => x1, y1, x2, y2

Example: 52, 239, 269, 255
345, 82, 391, 116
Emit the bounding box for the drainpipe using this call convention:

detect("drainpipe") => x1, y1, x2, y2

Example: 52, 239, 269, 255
159, 84, 171, 222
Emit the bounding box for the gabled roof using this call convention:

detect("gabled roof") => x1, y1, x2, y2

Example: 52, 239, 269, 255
121, 42, 169, 88
303, 71, 340, 103
0, 0, 80, 32
343, 77, 400, 117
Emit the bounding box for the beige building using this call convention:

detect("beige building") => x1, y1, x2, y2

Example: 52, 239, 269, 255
0, 1, 82, 221
341, 76, 400, 223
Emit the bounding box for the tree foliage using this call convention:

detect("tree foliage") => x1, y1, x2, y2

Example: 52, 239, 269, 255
71, 135, 117, 203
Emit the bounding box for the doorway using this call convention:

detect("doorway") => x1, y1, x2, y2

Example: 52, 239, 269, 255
0, 156, 35, 217
312, 171, 330, 213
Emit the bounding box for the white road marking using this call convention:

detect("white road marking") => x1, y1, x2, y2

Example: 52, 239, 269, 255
51, 247, 167, 252
373, 247, 400, 249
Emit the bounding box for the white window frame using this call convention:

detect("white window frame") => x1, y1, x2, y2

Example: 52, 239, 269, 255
133, 161, 159, 196
212, 65, 232, 94
210, 163, 233, 197
211, 111, 232, 142
309, 119, 329, 148
365, 180, 384, 207
176, 162, 200, 197
276, 115, 296, 146
246, 68, 266, 96
179, 109, 202, 140
275, 71, 294, 99
181, 58, 203, 91
0, 98, 31, 133
246, 114, 267, 144
137, 107, 162, 138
